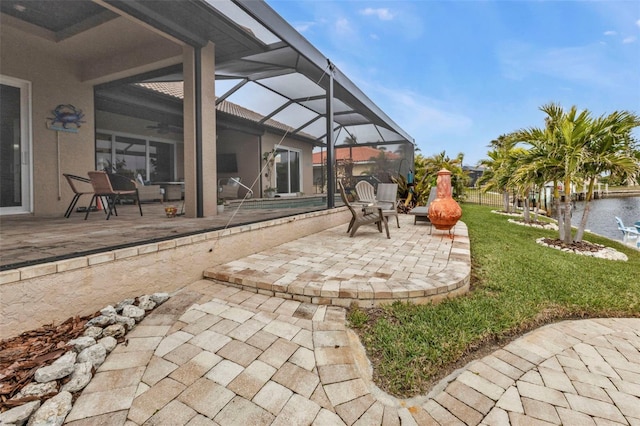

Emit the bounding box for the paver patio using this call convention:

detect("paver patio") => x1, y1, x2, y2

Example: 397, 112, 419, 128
61, 216, 640, 425
64, 281, 640, 425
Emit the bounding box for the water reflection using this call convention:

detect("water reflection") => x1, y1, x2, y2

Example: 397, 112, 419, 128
571, 196, 640, 240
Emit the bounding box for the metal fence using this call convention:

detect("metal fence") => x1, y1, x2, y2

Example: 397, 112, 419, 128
462, 190, 503, 207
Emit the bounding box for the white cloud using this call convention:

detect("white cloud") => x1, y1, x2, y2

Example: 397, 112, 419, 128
360, 7, 394, 21
636, 19, 640, 27
372, 86, 473, 142
293, 21, 316, 33
604, 30, 617, 36
497, 41, 622, 88
623, 36, 637, 43
370, 33, 379, 40
335, 17, 352, 35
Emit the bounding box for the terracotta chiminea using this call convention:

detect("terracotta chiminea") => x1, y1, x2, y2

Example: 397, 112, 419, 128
428, 169, 462, 233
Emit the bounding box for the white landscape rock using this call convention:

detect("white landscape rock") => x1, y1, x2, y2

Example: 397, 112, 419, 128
66, 336, 96, 352
85, 315, 113, 328
115, 298, 135, 312
98, 336, 118, 353
6, 293, 170, 426
61, 362, 93, 393
137, 295, 156, 311
33, 352, 76, 383
536, 238, 628, 261
13, 381, 58, 399
83, 326, 103, 339
114, 314, 135, 330
150, 293, 170, 305
102, 324, 126, 338
99, 305, 117, 317
0, 400, 41, 425
122, 305, 145, 322
27, 391, 72, 426
77, 344, 106, 368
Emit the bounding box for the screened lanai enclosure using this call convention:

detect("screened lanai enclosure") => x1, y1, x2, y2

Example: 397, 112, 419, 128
1, 0, 414, 218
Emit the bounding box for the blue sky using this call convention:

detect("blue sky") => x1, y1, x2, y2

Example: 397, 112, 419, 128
266, 0, 640, 166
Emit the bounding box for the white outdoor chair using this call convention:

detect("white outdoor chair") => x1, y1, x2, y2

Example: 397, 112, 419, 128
615, 216, 640, 243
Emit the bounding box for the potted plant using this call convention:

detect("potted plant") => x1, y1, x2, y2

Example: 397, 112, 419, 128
217, 198, 225, 213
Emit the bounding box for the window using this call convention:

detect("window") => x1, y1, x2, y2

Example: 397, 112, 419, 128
275, 147, 301, 194
96, 131, 176, 182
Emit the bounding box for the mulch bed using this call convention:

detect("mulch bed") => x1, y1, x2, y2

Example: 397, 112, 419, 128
541, 238, 604, 253
0, 314, 95, 412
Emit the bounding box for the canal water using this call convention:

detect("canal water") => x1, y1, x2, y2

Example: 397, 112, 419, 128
570, 196, 640, 241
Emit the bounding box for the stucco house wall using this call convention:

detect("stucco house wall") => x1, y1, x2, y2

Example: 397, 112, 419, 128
1, 24, 95, 217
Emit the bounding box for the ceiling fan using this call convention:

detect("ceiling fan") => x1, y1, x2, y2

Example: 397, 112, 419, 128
146, 123, 183, 134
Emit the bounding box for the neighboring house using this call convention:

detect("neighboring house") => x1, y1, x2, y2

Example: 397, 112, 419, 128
463, 165, 485, 187
0, 0, 414, 218
312, 146, 401, 190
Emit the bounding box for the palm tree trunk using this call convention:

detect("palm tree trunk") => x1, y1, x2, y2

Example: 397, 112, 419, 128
563, 178, 573, 244
554, 181, 564, 241
575, 178, 595, 242
523, 190, 530, 223
503, 189, 509, 212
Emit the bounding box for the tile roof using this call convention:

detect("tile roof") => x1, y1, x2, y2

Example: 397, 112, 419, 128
135, 82, 316, 141
312, 146, 399, 165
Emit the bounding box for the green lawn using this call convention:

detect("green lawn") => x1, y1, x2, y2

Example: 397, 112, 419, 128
349, 204, 640, 398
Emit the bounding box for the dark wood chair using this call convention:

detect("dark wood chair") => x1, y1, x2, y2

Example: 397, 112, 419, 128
85, 171, 142, 220
338, 180, 389, 239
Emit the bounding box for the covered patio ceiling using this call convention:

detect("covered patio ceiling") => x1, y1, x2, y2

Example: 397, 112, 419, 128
2, 0, 414, 150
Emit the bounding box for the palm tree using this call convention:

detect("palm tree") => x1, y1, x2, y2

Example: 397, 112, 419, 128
420, 151, 468, 200
478, 135, 516, 212
574, 110, 640, 242
512, 103, 640, 244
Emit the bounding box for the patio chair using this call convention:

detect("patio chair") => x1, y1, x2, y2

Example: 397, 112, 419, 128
615, 216, 640, 243
339, 180, 389, 239
62, 173, 100, 218
86, 171, 143, 220
355, 181, 376, 206
375, 183, 400, 228
409, 187, 438, 232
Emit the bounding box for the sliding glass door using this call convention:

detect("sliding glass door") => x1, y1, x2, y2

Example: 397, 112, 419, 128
275, 147, 301, 194
0, 76, 31, 215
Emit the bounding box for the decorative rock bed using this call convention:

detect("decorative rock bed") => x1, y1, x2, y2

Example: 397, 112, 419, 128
490, 210, 525, 217
507, 218, 559, 230
0, 293, 169, 426
536, 237, 628, 261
